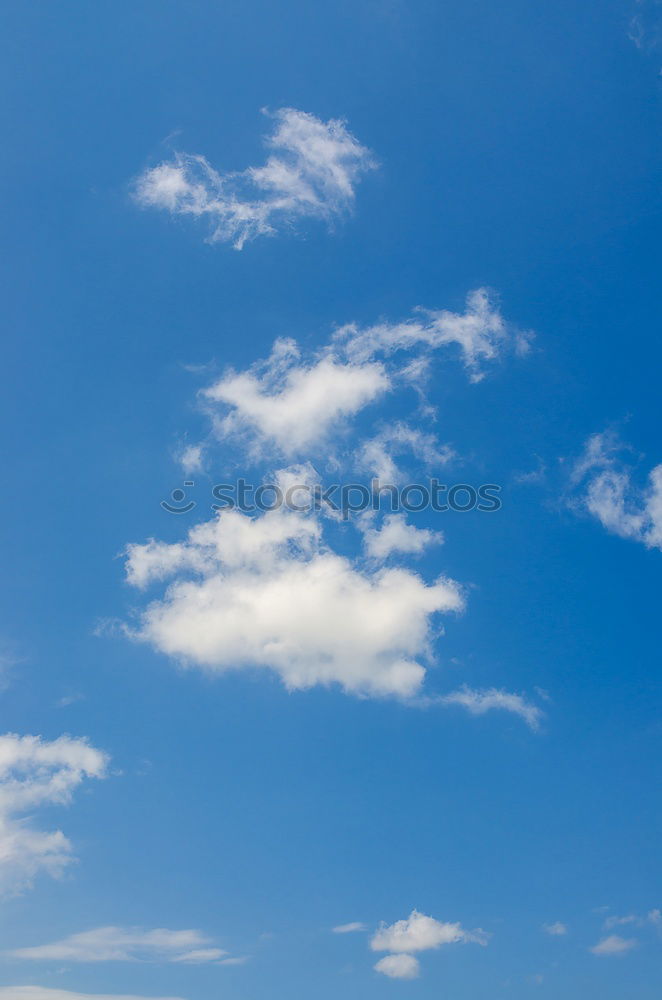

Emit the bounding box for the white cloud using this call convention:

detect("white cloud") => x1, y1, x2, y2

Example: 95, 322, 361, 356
590, 934, 638, 957
9, 927, 225, 964
603, 914, 639, 930
373, 953, 420, 979
571, 432, 662, 550
134, 108, 375, 249
332, 922, 366, 934
0, 991, 184, 1000
0, 734, 108, 897
203, 338, 388, 456
334, 288, 532, 382
543, 921, 568, 936
197, 293, 529, 459
357, 423, 454, 483
439, 686, 543, 730
361, 514, 443, 561
178, 444, 204, 475
370, 910, 488, 953
125, 504, 464, 700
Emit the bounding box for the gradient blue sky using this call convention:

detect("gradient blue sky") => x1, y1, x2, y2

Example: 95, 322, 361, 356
1, 1, 661, 998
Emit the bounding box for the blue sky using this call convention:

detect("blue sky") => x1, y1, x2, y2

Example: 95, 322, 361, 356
1, 0, 661, 997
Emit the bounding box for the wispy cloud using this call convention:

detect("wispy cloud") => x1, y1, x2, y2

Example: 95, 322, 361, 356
570, 431, 662, 551
438, 686, 544, 730
8, 926, 227, 964
134, 108, 375, 248
543, 921, 568, 936
590, 934, 638, 957
332, 922, 366, 934
333, 288, 533, 382
0, 991, 185, 1000
0, 734, 108, 897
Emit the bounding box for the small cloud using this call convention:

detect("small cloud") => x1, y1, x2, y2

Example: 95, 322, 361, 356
374, 953, 420, 979
178, 444, 205, 475
437, 686, 543, 731
333, 922, 366, 934
55, 693, 85, 708
590, 934, 638, 957
543, 921, 567, 936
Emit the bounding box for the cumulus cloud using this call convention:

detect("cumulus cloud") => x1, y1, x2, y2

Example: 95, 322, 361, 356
361, 514, 443, 561
124, 504, 464, 700
0, 991, 184, 1000
370, 910, 487, 980
203, 338, 388, 456
371, 910, 488, 953
134, 108, 375, 248
570, 432, 662, 550
333, 288, 532, 382
590, 934, 638, 957
332, 922, 366, 934
0, 734, 108, 897
373, 953, 420, 979
9, 927, 226, 964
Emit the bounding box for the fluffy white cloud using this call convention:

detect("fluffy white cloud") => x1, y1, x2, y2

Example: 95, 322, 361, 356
361, 514, 443, 561
203, 338, 388, 456
334, 288, 532, 382
332, 922, 366, 934
125, 504, 464, 700
134, 108, 375, 248
373, 953, 420, 979
439, 686, 543, 730
0, 991, 184, 1000
590, 934, 638, 957
370, 910, 488, 954
543, 921, 568, 936
9, 927, 225, 964
0, 734, 108, 897
571, 432, 662, 550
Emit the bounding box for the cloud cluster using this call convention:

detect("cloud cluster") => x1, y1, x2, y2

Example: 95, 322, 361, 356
125, 505, 464, 700
8, 926, 228, 964
0, 734, 108, 897
123, 290, 542, 721
571, 432, 662, 551
199, 290, 529, 460
370, 910, 488, 979
134, 108, 375, 248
